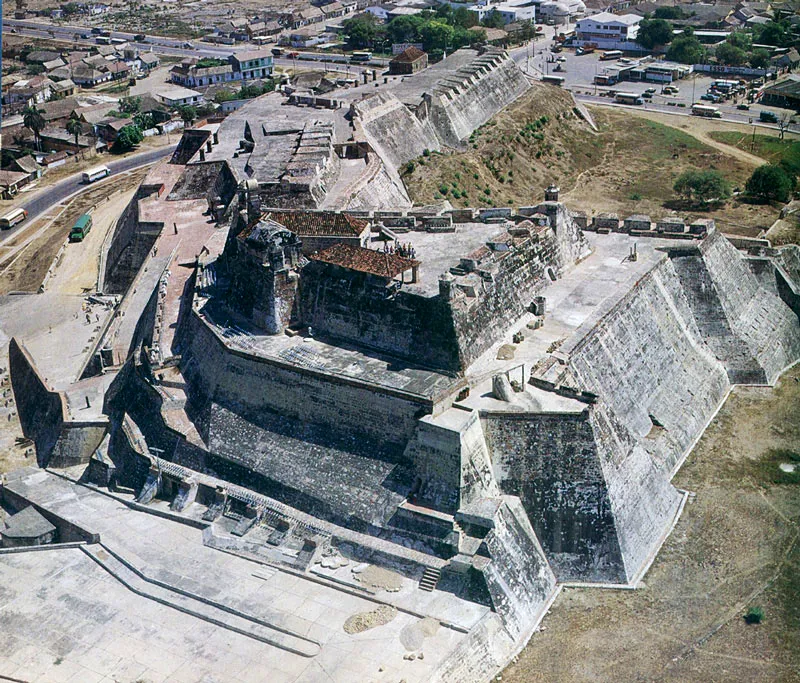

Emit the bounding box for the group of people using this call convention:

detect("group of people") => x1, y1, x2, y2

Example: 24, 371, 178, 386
381, 241, 417, 260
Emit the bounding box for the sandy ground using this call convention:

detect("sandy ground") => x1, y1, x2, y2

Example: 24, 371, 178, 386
503, 365, 800, 683
45, 184, 140, 295
0, 169, 147, 295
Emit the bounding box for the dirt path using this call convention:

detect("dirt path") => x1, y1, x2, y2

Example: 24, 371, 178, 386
600, 107, 798, 167
45, 185, 139, 295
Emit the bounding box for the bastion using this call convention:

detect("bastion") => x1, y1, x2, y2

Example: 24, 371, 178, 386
5, 48, 800, 683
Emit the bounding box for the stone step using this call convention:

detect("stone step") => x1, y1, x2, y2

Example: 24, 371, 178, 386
81, 543, 320, 657
419, 566, 441, 592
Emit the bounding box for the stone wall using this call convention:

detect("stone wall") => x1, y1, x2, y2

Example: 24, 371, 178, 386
480, 497, 557, 638
181, 310, 437, 447
299, 262, 461, 371
8, 338, 63, 466
448, 205, 588, 369
102, 189, 161, 295
427, 52, 530, 149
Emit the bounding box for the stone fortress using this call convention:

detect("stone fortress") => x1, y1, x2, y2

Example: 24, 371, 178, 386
6, 46, 800, 682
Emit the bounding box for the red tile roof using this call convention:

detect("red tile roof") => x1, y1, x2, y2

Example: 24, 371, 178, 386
310, 243, 419, 279
265, 210, 369, 237
391, 46, 426, 64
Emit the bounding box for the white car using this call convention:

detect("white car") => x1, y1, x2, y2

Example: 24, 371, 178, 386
557, 56, 567, 62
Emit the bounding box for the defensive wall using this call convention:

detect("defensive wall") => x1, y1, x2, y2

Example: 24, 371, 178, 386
353, 48, 530, 168
561, 232, 800, 481
9, 339, 107, 469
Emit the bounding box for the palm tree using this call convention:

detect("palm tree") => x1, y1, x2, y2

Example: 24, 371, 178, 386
22, 105, 46, 152
66, 115, 84, 147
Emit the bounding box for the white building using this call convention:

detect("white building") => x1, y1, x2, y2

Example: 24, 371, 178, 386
576, 11, 641, 49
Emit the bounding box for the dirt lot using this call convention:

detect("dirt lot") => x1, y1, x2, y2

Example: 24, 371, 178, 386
503, 365, 800, 683
403, 88, 781, 238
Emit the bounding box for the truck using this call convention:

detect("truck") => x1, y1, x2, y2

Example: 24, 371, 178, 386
69, 214, 93, 242
134, 33, 147, 42
759, 111, 778, 123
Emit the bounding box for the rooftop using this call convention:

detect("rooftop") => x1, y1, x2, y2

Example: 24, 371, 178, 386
309, 243, 419, 278
264, 209, 368, 237
391, 46, 427, 64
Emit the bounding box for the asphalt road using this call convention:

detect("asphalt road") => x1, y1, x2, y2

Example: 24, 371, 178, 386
4, 18, 389, 68
2, 145, 175, 242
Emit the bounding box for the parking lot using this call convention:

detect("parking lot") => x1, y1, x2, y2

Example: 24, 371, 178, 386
511, 39, 798, 130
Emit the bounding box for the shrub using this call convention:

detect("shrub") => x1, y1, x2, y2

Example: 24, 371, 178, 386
422, 148, 430, 157
406, 161, 415, 173
439, 185, 449, 195
744, 607, 764, 624
473, 173, 479, 180
630, 192, 642, 200
484, 187, 491, 195
746, 164, 793, 202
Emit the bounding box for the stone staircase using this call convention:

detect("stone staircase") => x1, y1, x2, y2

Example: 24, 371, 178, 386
419, 566, 441, 592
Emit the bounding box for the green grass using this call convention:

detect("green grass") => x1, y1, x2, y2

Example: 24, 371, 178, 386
709, 132, 800, 174
749, 448, 800, 487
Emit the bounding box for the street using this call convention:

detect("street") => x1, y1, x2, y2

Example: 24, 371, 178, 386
1, 145, 176, 242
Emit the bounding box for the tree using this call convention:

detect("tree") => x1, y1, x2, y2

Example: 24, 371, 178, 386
119, 96, 141, 114
715, 41, 747, 66
673, 169, 731, 203
178, 105, 197, 125
481, 11, 506, 29
636, 18, 673, 50
666, 29, 706, 64
746, 164, 793, 202
654, 6, 683, 19
22, 105, 45, 152
420, 19, 456, 52
343, 13, 380, 48
754, 21, 787, 47
750, 48, 771, 69
133, 112, 154, 131
112, 124, 143, 153
65, 115, 84, 146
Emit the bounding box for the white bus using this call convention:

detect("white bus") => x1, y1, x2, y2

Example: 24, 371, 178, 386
0, 208, 28, 230
351, 51, 372, 62
615, 92, 643, 105
82, 165, 111, 184
691, 103, 721, 118
542, 74, 565, 86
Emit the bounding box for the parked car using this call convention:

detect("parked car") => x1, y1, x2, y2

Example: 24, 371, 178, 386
644, 87, 656, 94
642, 92, 653, 99
737, 104, 750, 110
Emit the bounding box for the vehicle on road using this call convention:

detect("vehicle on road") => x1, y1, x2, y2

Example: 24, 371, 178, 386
645, 87, 656, 94
134, 34, 147, 42
111, 37, 126, 45
700, 93, 718, 102
615, 92, 644, 105
82, 165, 111, 184
600, 50, 623, 61
556, 56, 566, 62
91, 27, 103, 34
272, 47, 285, 56
0, 208, 28, 230
692, 103, 721, 118
182, 41, 193, 48
351, 51, 372, 62
642, 92, 653, 99
737, 104, 750, 110
760, 111, 778, 123
96, 36, 111, 45
542, 74, 565, 86
663, 85, 679, 95
69, 214, 93, 242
